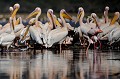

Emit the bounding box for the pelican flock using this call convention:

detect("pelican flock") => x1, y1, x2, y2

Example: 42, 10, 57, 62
0, 3, 120, 52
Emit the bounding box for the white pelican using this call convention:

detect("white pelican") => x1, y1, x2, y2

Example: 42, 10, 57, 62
14, 17, 25, 37
104, 6, 109, 23
1, 6, 14, 29
47, 9, 73, 47
85, 6, 109, 29
0, 7, 13, 31
0, 17, 15, 50
108, 26, 120, 45
25, 7, 43, 44
43, 9, 55, 31
19, 18, 36, 43
107, 12, 120, 44
76, 7, 102, 36
0, 3, 20, 35
98, 12, 120, 39
76, 7, 102, 53
76, 8, 102, 36
41, 9, 56, 45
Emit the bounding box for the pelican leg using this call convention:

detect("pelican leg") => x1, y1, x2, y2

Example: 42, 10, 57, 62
98, 40, 102, 49
6, 45, 10, 53
94, 43, 96, 50
86, 42, 91, 55
0, 46, 3, 55
60, 44, 62, 53
14, 38, 19, 47
83, 39, 86, 47
80, 37, 84, 45
59, 38, 66, 53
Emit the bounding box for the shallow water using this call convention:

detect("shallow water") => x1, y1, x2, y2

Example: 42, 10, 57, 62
0, 49, 120, 79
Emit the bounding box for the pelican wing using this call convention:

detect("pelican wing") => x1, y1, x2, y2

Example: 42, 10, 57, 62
47, 27, 68, 47
80, 24, 91, 35
98, 25, 117, 38
29, 26, 43, 44
0, 34, 15, 43
14, 24, 24, 33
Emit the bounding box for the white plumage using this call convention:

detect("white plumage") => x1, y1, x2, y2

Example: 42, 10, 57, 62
0, 17, 15, 50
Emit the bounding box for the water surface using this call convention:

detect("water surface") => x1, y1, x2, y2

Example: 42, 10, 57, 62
0, 49, 120, 79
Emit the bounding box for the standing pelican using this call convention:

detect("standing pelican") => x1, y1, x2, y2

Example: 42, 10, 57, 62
41, 9, 56, 45
0, 3, 20, 35
107, 12, 120, 44
76, 7, 102, 53
21, 9, 56, 47
1, 6, 14, 29
104, 6, 109, 23
19, 18, 36, 43
99, 12, 120, 39
47, 9, 73, 47
0, 17, 15, 51
76, 7, 102, 36
14, 17, 25, 37
26, 7, 43, 45
0, 6, 13, 31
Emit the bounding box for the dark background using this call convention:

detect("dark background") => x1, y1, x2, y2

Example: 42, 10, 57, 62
0, 0, 120, 13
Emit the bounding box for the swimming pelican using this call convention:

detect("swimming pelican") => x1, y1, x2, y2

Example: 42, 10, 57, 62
47, 9, 73, 48
0, 17, 15, 51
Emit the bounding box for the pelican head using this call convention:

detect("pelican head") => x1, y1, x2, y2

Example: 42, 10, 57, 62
53, 15, 62, 27
26, 7, 41, 19
11, 3, 20, 18
76, 7, 84, 24
60, 9, 73, 20
14, 3, 20, 9
47, 9, 62, 27
91, 13, 98, 25
91, 13, 97, 23
110, 12, 120, 25
91, 13, 103, 32
29, 18, 36, 25
48, 9, 53, 14
9, 7, 13, 12
9, 7, 13, 15
91, 13, 97, 18
47, 9, 54, 19
104, 6, 109, 23
105, 6, 109, 11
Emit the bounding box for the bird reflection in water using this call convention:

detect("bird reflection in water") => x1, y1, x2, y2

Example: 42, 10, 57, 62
0, 49, 120, 79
